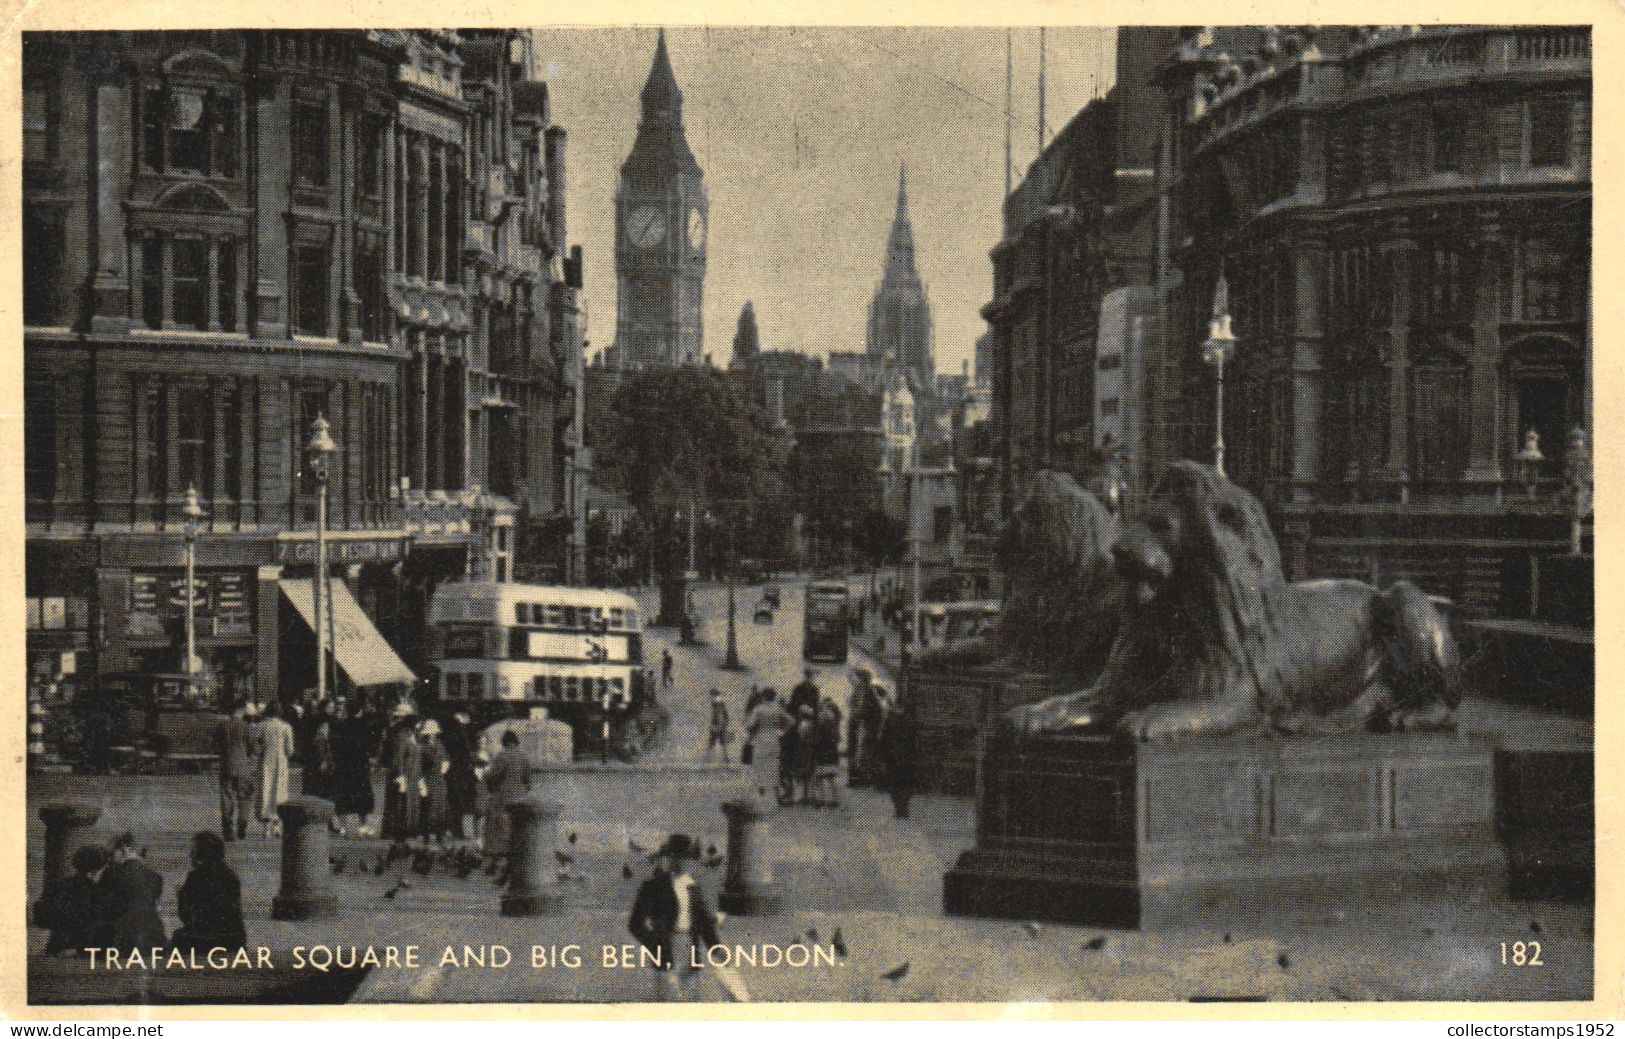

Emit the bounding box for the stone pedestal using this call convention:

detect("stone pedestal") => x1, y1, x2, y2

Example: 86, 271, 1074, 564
944, 730, 1506, 929
718, 799, 782, 915
502, 796, 563, 916
40, 803, 101, 883
901, 664, 1058, 794
271, 796, 337, 920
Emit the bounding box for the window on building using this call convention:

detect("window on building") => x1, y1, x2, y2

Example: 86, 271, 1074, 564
1100, 398, 1120, 417
172, 238, 207, 330
293, 97, 329, 187
355, 243, 384, 343
142, 379, 167, 503
427, 156, 444, 279
295, 243, 331, 336
139, 85, 239, 177
24, 376, 56, 504
932, 505, 953, 543
221, 380, 242, 500
217, 241, 238, 332
357, 118, 383, 202
24, 76, 54, 164
23, 210, 64, 327
1420, 244, 1465, 323
1529, 98, 1571, 168
141, 239, 164, 330
1522, 238, 1575, 320
1412, 353, 1467, 482
176, 381, 213, 498
1098, 352, 1122, 372
1434, 110, 1465, 173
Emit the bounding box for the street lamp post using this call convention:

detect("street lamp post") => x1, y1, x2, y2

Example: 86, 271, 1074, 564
307, 416, 338, 705
1516, 429, 1545, 500
722, 516, 744, 671
1202, 276, 1237, 478
181, 485, 207, 676
685, 490, 699, 581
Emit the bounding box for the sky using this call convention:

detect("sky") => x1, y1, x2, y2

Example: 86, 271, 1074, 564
530, 27, 1117, 378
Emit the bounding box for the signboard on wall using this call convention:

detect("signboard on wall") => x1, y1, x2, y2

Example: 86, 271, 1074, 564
128, 571, 253, 640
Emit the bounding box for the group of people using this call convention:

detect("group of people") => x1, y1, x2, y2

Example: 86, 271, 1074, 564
719, 667, 916, 817
33, 830, 246, 959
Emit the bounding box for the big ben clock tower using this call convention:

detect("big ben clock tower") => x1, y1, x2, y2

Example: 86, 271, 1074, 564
614, 29, 708, 369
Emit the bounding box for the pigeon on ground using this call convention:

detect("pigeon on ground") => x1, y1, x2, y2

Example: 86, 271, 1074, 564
555, 849, 574, 865
568, 831, 578, 844
1277, 952, 1292, 969
1531, 920, 1543, 934
706, 844, 720, 859
1222, 933, 1233, 944
382, 877, 412, 900
881, 963, 910, 983
622, 863, 635, 879
1083, 936, 1107, 951
831, 928, 847, 958
373, 857, 389, 877
331, 855, 347, 874
1023, 921, 1042, 937
806, 927, 820, 943
629, 838, 647, 854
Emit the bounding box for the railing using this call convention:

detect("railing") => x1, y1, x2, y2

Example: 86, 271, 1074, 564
1517, 28, 1589, 63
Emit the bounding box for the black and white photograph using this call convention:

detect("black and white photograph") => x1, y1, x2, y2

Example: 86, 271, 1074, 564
15, 22, 1597, 1010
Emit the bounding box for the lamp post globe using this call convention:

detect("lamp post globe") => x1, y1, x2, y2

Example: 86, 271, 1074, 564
1202, 277, 1238, 477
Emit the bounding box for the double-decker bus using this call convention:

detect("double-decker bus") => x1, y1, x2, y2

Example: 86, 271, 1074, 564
802, 581, 850, 663
426, 582, 645, 739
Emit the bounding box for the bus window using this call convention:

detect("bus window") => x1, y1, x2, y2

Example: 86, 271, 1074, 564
542, 604, 563, 627
467, 672, 485, 700
609, 608, 624, 629
515, 603, 530, 625
610, 677, 625, 704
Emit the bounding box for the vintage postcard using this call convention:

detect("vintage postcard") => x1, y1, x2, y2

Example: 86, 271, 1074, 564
3, 4, 1615, 1021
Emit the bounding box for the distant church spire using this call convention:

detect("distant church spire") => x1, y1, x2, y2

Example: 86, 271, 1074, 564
882, 163, 921, 292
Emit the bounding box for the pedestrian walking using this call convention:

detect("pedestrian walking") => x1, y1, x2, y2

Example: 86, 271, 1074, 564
419, 719, 450, 846
444, 711, 479, 842
93, 833, 167, 953
628, 834, 728, 1001
744, 689, 785, 797
214, 703, 256, 842
702, 689, 732, 763
332, 697, 377, 837
170, 831, 246, 955
304, 712, 337, 806
482, 729, 532, 879
789, 705, 818, 804
813, 700, 842, 808
788, 668, 820, 718
382, 706, 423, 849
662, 648, 674, 688
251, 701, 295, 838
876, 691, 919, 819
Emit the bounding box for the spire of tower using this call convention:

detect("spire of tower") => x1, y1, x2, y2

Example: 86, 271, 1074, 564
641, 28, 682, 117
896, 163, 909, 219
881, 164, 920, 292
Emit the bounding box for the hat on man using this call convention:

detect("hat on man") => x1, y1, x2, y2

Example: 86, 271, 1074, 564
391, 700, 416, 718
419, 719, 441, 737
651, 833, 701, 860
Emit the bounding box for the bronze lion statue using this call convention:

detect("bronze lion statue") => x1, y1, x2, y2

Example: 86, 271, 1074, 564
917, 470, 1123, 684
1011, 461, 1462, 740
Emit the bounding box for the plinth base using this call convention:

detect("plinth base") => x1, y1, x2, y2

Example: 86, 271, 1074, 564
271, 892, 337, 920
718, 884, 784, 916
501, 890, 563, 916
945, 730, 1506, 929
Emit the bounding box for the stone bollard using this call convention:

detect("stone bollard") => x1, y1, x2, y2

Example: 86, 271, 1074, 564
271, 796, 337, 920
718, 799, 783, 915
40, 803, 101, 883
502, 796, 563, 916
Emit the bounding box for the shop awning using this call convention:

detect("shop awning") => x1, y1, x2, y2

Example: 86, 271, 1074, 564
280, 578, 417, 688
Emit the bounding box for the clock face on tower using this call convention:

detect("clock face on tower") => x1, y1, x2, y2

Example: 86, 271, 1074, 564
687, 207, 707, 251
628, 205, 667, 249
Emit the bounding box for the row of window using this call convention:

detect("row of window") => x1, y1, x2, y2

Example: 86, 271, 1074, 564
437, 670, 630, 705
1329, 237, 1583, 330
1335, 97, 1575, 196
511, 603, 634, 630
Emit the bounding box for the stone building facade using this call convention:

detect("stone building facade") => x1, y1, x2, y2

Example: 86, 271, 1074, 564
23, 29, 586, 706
1153, 25, 1590, 612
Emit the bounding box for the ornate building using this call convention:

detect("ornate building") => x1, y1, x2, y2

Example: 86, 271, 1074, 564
1153, 25, 1590, 614
866, 166, 935, 390
23, 29, 588, 708
612, 30, 708, 369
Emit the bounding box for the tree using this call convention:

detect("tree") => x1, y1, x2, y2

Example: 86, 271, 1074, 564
731, 301, 761, 365
854, 507, 908, 570
598, 367, 792, 618
790, 432, 883, 564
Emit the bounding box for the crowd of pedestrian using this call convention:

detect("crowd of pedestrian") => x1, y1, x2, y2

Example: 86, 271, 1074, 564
33, 829, 246, 960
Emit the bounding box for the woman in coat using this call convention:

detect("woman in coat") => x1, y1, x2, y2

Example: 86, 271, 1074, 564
171, 831, 246, 954
304, 714, 337, 804
381, 711, 423, 848
443, 712, 479, 842
331, 698, 377, 837
251, 701, 296, 837
482, 729, 532, 873
419, 719, 450, 846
